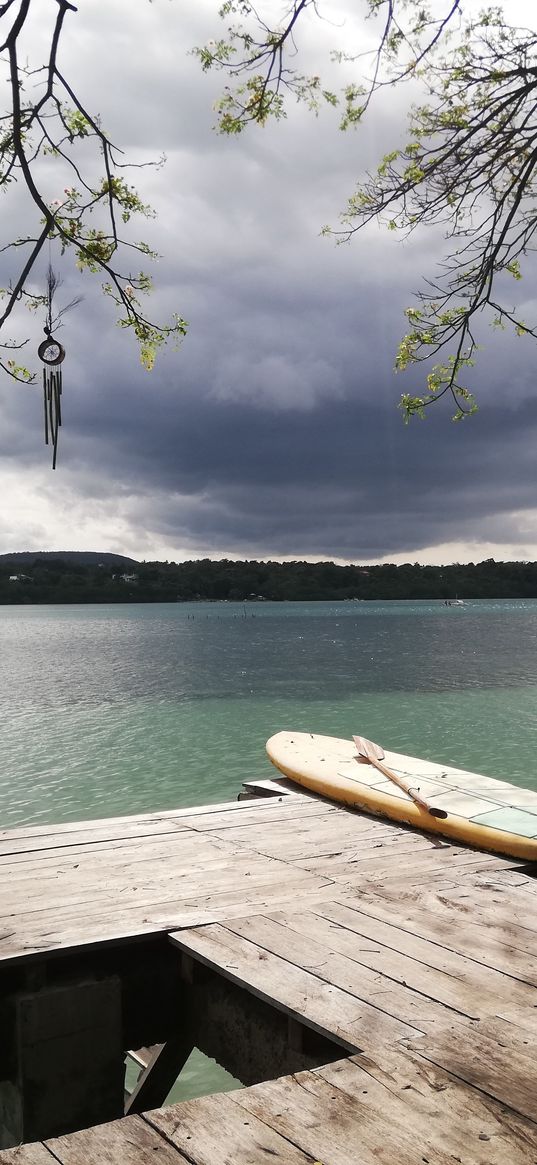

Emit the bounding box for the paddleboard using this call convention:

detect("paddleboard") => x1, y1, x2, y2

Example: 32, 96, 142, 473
266, 731, 537, 861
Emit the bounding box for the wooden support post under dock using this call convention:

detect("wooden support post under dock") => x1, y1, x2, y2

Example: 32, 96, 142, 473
1, 976, 124, 1147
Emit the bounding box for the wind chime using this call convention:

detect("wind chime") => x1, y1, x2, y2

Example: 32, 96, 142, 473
37, 267, 65, 470
38, 339, 64, 471
37, 264, 80, 470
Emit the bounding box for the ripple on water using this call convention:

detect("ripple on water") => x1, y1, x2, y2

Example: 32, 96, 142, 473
2, 600, 537, 827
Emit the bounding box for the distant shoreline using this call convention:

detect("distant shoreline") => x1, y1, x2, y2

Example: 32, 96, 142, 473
1, 598, 536, 608
1, 553, 537, 604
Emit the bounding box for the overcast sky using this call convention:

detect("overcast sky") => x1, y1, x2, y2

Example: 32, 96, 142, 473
1, 0, 536, 565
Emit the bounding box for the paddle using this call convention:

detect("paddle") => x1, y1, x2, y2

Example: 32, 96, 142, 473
352, 735, 448, 819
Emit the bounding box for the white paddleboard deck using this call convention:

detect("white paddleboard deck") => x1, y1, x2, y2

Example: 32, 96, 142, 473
266, 731, 537, 861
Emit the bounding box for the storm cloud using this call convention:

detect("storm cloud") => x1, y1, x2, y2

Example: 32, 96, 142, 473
1, 0, 536, 564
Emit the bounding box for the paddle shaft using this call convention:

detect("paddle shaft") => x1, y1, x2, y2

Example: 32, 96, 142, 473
365, 755, 448, 819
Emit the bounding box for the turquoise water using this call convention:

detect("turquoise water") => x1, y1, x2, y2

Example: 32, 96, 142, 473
2, 598, 537, 828
3, 597, 537, 1101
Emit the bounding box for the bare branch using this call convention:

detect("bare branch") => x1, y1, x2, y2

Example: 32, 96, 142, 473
198, 1, 537, 418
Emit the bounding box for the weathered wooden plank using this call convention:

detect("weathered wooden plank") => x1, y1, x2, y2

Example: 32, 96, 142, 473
0, 820, 195, 859
458, 1014, 537, 1055
325, 847, 514, 886
174, 798, 336, 833
299, 900, 537, 1012
0, 879, 334, 956
396, 882, 537, 968
1, 841, 308, 908
170, 921, 421, 1050
267, 908, 485, 1016
0, 836, 237, 888
0, 858, 332, 929
45, 1112, 189, 1164
1, 839, 323, 892
317, 1050, 537, 1164
487, 869, 537, 895
231, 1063, 462, 1165
0, 801, 314, 857
212, 814, 404, 860
222, 911, 462, 1031
0, 875, 337, 964
406, 1022, 537, 1122
0, 1147, 56, 1164
290, 829, 455, 871
0, 801, 338, 872
0, 791, 318, 850
145, 1089, 314, 1164
424, 880, 537, 944
0, 862, 330, 922
0, 809, 189, 844
240, 776, 296, 797
216, 816, 516, 881
0, 800, 328, 861
497, 1004, 537, 1036
387, 867, 537, 924
135, 880, 341, 932
1, 822, 490, 890
353, 889, 537, 985
0, 818, 197, 856
299, 850, 516, 886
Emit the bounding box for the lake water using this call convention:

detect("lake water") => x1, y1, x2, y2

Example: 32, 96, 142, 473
3, 598, 537, 1102
2, 598, 537, 829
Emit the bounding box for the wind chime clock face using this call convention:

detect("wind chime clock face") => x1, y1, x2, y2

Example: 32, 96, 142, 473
37, 337, 65, 365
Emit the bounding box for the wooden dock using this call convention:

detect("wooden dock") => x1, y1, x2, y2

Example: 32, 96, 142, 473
1, 778, 536, 1162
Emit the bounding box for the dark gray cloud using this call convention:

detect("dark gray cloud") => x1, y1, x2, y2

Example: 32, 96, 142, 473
68, 390, 537, 558
0, 0, 536, 563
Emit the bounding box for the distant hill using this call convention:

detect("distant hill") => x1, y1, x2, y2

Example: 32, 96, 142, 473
0, 551, 138, 567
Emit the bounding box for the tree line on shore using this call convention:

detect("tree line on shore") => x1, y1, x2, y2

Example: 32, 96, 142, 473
2, 556, 537, 604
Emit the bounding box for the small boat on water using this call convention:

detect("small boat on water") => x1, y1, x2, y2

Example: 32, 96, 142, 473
266, 730, 537, 861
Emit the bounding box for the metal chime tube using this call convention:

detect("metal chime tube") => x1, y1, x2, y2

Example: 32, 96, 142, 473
43, 368, 49, 446
42, 365, 62, 469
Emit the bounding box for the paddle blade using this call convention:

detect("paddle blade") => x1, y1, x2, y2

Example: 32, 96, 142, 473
353, 735, 385, 763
